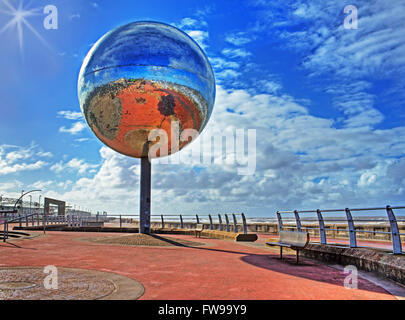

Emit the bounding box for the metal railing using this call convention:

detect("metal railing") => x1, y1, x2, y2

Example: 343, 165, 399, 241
1, 212, 67, 242
97, 213, 248, 234
276, 205, 405, 254
1, 211, 249, 241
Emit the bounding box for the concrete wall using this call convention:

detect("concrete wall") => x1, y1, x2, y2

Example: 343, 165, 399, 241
301, 244, 405, 285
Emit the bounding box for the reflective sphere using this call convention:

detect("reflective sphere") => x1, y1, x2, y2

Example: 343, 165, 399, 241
78, 21, 215, 158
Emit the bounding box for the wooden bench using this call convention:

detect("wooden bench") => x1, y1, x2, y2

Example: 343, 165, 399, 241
266, 230, 309, 264
194, 223, 204, 238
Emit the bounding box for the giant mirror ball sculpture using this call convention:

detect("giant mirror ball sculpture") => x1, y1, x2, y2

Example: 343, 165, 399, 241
78, 21, 216, 158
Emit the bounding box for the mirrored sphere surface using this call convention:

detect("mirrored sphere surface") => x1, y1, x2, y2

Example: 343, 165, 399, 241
78, 21, 215, 158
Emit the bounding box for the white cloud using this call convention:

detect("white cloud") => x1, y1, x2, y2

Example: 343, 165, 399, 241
175, 17, 207, 29
51, 158, 99, 175
185, 30, 209, 49
225, 32, 252, 46
251, 0, 405, 128
36, 151, 53, 158
0, 160, 47, 175
222, 48, 252, 58
210, 57, 240, 70
256, 80, 282, 93
0, 144, 48, 176
57, 110, 83, 120
59, 121, 87, 135
29, 180, 54, 190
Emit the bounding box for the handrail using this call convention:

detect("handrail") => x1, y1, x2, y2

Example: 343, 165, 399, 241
277, 205, 405, 254
100, 212, 248, 234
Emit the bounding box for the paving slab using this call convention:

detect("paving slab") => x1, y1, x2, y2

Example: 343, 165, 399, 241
0, 231, 402, 299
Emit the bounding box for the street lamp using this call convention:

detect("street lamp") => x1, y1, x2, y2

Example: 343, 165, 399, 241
13, 190, 41, 212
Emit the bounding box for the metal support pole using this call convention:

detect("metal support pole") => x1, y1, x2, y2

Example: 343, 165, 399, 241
294, 210, 302, 231
276, 211, 283, 232
3, 221, 8, 242
180, 215, 184, 229
218, 214, 223, 231
241, 213, 247, 235
225, 214, 230, 232
120, 215, 122, 229
139, 158, 151, 234
386, 205, 402, 254
316, 209, 327, 244
43, 212, 46, 234
232, 213, 238, 233
345, 208, 357, 248
196, 214, 200, 224
208, 214, 213, 230
25, 213, 28, 227
161, 215, 165, 229
37, 213, 39, 226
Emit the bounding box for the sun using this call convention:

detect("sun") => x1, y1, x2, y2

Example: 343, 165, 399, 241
0, 0, 51, 55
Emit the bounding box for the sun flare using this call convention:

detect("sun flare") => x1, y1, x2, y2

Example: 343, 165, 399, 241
0, 0, 51, 54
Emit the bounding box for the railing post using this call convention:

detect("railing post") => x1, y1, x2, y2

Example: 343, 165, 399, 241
37, 212, 39, 226
208, 214, 213, 230
4, 221, 8, 242
276, 211, 283, 232
161, 215, 165, 229
25, 213, 28, 227
96, 213, 99, 222
345, 208, 357, 248
225, 214, 230, 232
196, 214, 200, 224
19, 214, 22, 228
386, 205, 402, 254
232, 213, 238, 233
31, 214, 34, 226
316, 209, 327, 244
120, 215, 122, 229
294, 210, 302, 231
180, 215, 184, 229
241, 213, 247, 235
218, 214, 223, 231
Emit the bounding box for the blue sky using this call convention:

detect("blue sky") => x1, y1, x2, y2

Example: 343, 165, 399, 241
0, 0, 404, 215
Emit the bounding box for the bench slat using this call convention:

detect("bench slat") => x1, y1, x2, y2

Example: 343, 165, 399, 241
266, 242, 291, 248
279, 230, 309, 247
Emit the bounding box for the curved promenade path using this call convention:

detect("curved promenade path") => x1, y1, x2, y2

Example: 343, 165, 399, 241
1, 231, 403, 299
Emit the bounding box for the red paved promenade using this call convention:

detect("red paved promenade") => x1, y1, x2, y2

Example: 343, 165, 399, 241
0, 231, 401, 299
